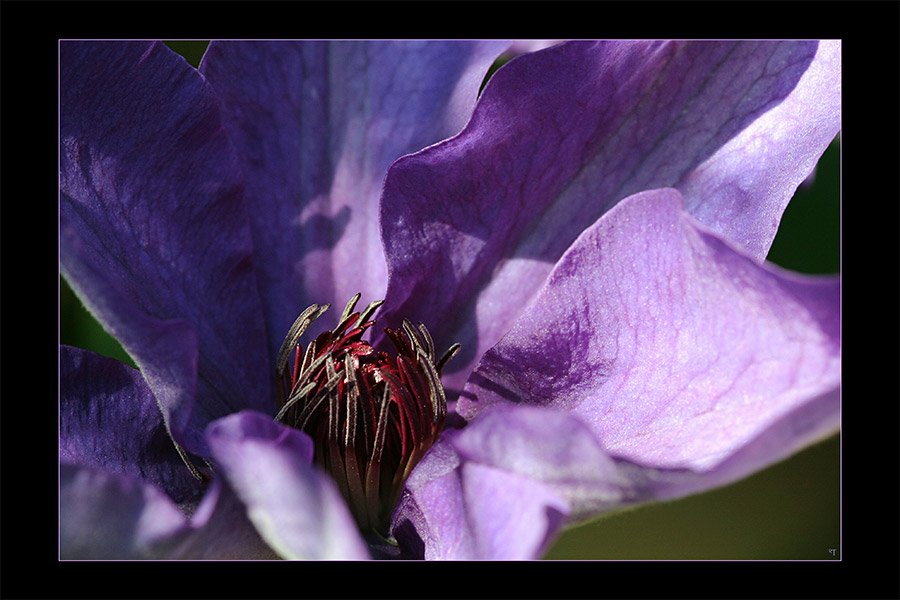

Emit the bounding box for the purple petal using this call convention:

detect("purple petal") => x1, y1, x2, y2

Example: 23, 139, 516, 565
679, 40, 841, 259
450, 406, 636, 522
199, 40, 510, 358
169, 477, 280, 559
205, 410, 370, 559
393, 407, 645, 559
377, 40, 838, 394
61, 463, 279, 559
60, 462, 189, 559
391, 430, 569, 560
416, 397, 840, 551
59, 345, 203, 506
59, 41, 271, 454
457, 188, 840, 475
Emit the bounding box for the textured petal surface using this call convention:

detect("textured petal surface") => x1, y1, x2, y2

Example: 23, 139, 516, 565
458, 188, 840, 472
205, 411, 370, 559
199, 40, 510, 359
679, 40, 841, 259
59, 345, 203, 507
59, 41, 271, 454
391, 430, 569, 560
377, 40, 839, 394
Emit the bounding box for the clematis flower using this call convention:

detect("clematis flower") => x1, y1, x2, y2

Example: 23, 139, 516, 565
59, 39, 840, 560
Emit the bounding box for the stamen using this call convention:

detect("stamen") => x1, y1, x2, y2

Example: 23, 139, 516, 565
358, 299, 384, 326
276, 304, 327, 377
273, 295, 459, 533
435, 342, 462, 376
340, 292, 363, 324
417, 322, 435, 359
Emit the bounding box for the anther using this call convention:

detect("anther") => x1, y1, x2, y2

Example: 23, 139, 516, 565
274, 296, 459, 533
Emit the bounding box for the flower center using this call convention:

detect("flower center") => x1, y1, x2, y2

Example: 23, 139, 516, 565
274, 294, 460, 534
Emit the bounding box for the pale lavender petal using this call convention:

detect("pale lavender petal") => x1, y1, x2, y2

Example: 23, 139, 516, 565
398, 209, 840, 554
59, 41, 271, 454
60, 463, 189, 559
205, 411, 370, 559
199, 40, 509, 358
391, 430, 569, 560
679, 40, 841, 260
458, 188, 840, 475
644, 385, 841, 501
460, 463, 569, 559
422, 398, 840, 544
391, 434, 474, 559
393, 407, 651, 559
378, 40, 837, 394
59, 345, 203, 506
451, 406, 638, 522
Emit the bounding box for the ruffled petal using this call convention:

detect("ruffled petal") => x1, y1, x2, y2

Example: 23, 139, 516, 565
450, 406, 637, 522
205, 411, 370, 559
458, 188, 840, 475
679, 40, 841, 259
59, 41, 271, 454
399, 363, 836, 559
199, 40, 510, 358
454, 393, 839, 526
391, 430, 569, 560
378, 40, 838, 394
59, 345, 203, 506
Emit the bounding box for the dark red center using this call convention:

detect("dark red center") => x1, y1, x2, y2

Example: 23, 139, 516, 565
274, 294, 459, 533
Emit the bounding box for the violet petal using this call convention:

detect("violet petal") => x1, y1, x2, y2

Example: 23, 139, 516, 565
391, 430, 569, 560
59, 41, 271, 453
59, 345, 203, 506
450, 406, 636, 523
60, 462, 189, 559
199, 40, 510, 357
378, 40, 839, 394
61, 463, 279, 559
168, 477, 280, 559
457, 187, 840, 474
679, 40, 841, 259
205, 410, 370, 559
449, 389, 839, 529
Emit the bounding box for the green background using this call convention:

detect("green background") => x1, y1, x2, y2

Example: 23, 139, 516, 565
59, 42, 841, 560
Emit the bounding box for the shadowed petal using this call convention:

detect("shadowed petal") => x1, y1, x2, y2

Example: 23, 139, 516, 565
59, 345, 203, 506
377, 40, 838, 394
61, 463, 279, 559
199, 40, 510, 359
168, 477, 280, 559
458, 188, 840, 473
206, 411, 370, 559
60, 463, 190, 559
59, 41, 271, 454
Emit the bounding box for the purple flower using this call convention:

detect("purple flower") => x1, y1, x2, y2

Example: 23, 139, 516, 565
60, 40, 840, 560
